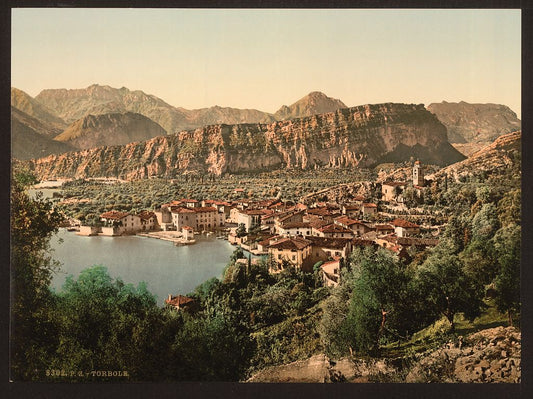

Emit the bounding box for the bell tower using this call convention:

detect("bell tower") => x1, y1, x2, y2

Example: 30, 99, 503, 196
413, 160, 424, 187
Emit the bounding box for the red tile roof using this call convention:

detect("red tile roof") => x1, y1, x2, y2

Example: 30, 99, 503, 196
165, 294, 196, 307
171, 206, 195, 214
281, 222, 311, 229
137, 211, 156, 220
319, 224, 353, 234
307, 236, 352, 250
362, 203, 377, 208
269, 237, 312, 250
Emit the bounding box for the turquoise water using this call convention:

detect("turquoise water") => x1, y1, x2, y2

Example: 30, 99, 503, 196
50, 229, 236, 305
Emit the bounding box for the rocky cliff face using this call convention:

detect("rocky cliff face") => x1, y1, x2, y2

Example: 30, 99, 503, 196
274, 91, 347, 120
54, 112, 168, 150
431, 130, 521, 182
427, 101, 521, 144
28, 103, 464, 180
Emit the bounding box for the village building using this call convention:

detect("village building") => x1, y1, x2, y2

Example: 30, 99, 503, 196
413, 160, 425, 187
274, 210, 305, 233
170, 206, 223, 232
381, 181, 406, 202
334, 216, 372, 237
194, 206, 225, 230
100, 211, 141, 236
154, 206, 174, 230
171, 207, 196, 231
342, 204, 361, 218
165, 294, 197, 312
268, 237, 314, 272
307, 236, 353, 263
306, 207, 339, 222
314, 223, 354, 239
260, 211, 277, 233
202, 200, 233, 219
277, 221, 312, 238
182, 199, 199, 208
236, 209, 267, 232
361, 202, 378, 217
181, 225, 194, 241
374, 224, 395, 236
137, 210, 159, 231
391, 218, 421, 237
321, 259, 341, 287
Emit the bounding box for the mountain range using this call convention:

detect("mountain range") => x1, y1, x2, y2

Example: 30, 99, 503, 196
11, 84, 520, 173
27, 103, 465, 180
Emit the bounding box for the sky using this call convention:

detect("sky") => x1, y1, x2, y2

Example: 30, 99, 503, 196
11, 8, 521, 116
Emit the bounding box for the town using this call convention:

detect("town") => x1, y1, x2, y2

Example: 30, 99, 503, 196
74, 161, 440, 296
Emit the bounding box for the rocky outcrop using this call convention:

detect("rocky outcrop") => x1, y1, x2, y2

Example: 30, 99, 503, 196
274, 91, 347, 120
406, 326, 521, 383
427, 101, 521, 144
54, 112, 168, 150
246, 327, 521, 383
27, 103, 464, 180
431, 131, 521, 182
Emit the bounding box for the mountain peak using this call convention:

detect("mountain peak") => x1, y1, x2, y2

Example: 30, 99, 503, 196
274, 92, 347, 121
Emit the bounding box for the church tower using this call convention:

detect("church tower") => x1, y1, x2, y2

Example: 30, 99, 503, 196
413, 160, 424, 187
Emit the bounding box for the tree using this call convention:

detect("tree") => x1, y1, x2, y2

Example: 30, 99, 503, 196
235, 223, 247, 237
51, 266, 160, 377
416, 247, 484, 332
347, 248, 412, 355
492, 224, 521, 326
11, 169, 64, 380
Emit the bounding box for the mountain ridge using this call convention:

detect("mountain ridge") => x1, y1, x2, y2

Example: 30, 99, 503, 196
27, 102, 465, 180
54, 111, 168, 150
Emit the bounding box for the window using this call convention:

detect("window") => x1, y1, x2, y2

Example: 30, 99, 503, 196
292, 255, 296, 261
278, 255, 282, 260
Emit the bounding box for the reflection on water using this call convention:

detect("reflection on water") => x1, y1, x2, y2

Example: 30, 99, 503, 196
50, 229, 236, 305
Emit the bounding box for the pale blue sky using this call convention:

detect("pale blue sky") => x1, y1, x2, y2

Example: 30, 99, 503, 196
12, 8, 521, 115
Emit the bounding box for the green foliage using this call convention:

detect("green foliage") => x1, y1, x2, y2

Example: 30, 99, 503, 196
415, 247, 485, 331
11, 168, 64, 380
492, 224, 521, 324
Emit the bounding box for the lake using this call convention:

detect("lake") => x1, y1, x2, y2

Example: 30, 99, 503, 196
50, 229, 237, 305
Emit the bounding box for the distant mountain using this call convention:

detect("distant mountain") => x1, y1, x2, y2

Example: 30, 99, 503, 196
34, 85, 351, 136
28, 103, 464, 180
11, 108, 75, 160
11, 106, 63, 139
274, 91, 347, 120
35, 84, 190, 134
54, 112, 168, 150
432, 130, 521, 181
188, 105, 275, 127
427, 101, 521, 144
11, 88, 67, 132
